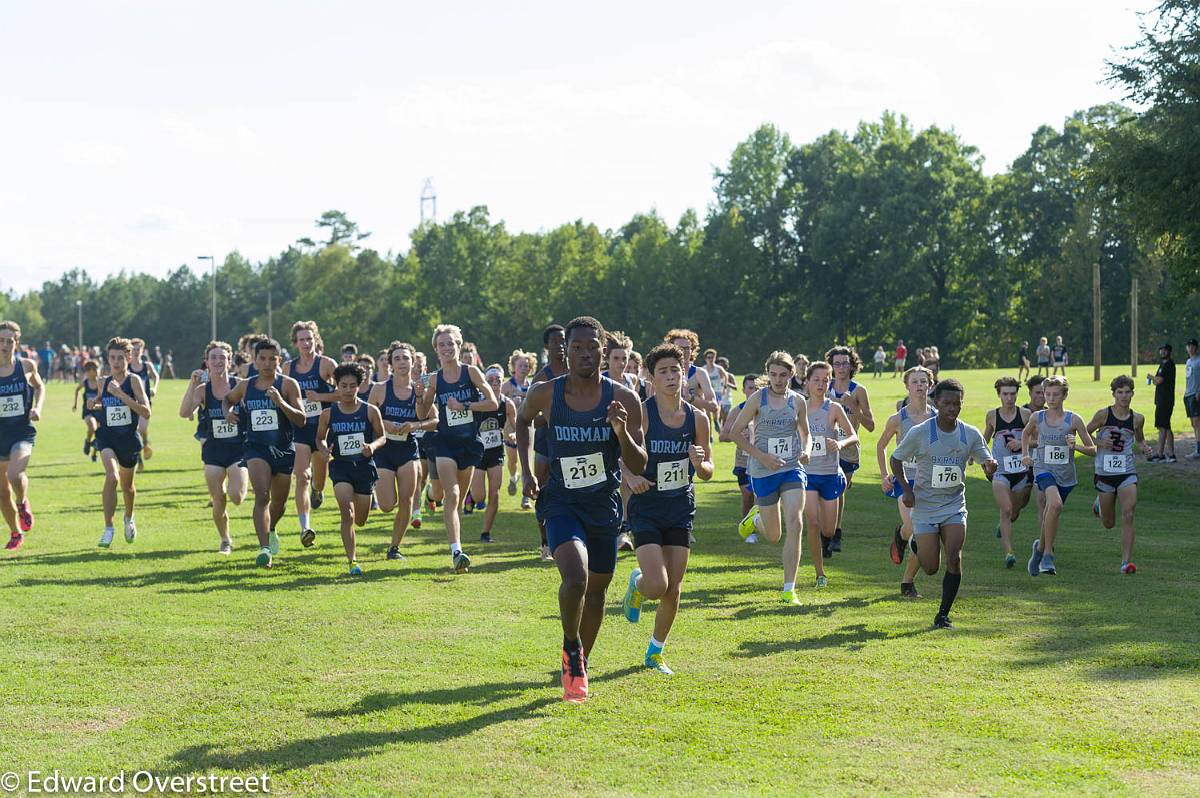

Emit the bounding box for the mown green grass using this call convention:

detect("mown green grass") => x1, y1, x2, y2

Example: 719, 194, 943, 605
1, 365, 1197, 797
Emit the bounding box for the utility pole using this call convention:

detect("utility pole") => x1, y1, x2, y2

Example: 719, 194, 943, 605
1092, 261, 1102, 382
1130, 274, 1139, 377
198, 256, 216, 340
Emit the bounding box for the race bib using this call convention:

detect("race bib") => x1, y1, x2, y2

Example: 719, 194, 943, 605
251, 408, 279, 431
1042, 445, 1069, 464
338, 433, 365, 457
303, 400, 322, 418
480, 428, 503, 449
1002, 454, 1024, 474
212, 420, 239, 439
1102, 453, 1131, 473
446, 406, 474, 427
561, 452, 605, 489
0, 394, 25, 418
106, 404, 131, 427
811, 437, 826, 457
931, 464, 963, 487
902, 456, 918, 479
657, 458, 688, 491
767, 436, 793, 459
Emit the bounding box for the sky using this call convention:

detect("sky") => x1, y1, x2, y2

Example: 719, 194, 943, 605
0, 0, 1152, 294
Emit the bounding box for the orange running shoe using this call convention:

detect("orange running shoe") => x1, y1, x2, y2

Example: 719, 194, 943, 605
561, 644, 589, 703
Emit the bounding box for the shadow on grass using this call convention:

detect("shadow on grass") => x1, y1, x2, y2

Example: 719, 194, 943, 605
166, 667, 641, 773
734, 623, 930, 657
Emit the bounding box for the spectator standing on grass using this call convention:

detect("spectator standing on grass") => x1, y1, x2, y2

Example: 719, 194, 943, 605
1150, 343, 1176, 463
873, 346, 886, 377
38, 342, 54, 380
1183, 338, 1200, 460
894, 340, 907, 377
163, 350, 176, 379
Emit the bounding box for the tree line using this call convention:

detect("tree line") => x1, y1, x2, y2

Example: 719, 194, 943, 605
5, 2, 1196, 372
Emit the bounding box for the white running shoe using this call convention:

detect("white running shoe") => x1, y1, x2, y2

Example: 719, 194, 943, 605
99, 527, 115, 548
745, 532, 759, 544
124, 518, 137, 544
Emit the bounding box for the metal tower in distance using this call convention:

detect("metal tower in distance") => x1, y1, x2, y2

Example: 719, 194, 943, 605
420, 179, 437, 224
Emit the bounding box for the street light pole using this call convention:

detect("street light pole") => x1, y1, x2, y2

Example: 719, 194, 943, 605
75, 299, 82, 350
198, 256, 216, 340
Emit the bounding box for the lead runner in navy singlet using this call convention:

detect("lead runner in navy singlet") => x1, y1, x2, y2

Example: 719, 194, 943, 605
516, 316, 647, 703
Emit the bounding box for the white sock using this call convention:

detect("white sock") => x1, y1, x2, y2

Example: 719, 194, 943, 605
753, 515, 764, 533
450, 544, 461, 555
783, 581, 795, 592
650, 636, 665, 649
124, 515, 132, 524
298, 512, 310, 530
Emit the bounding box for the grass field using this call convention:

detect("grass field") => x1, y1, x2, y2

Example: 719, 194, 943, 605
2, 365, 1198, 797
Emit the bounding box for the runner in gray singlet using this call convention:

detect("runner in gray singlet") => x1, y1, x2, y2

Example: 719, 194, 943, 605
890, 378, 995, 630
1021, 376, 1097, 577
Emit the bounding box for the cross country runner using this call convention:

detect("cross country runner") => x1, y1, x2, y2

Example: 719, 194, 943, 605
529, 323, 568, 557
730, 351, 812, 605
1086, 375, 1152, 574
1021, 375, 1097, 577
720, 374, 760, 541
90, 337, 151, 548
517, 316, 647, 703
283, 321, 338, 548
664, 329, 718, 418
501, 349, 536, 498
982, 377, 1032, 568
824, 345, 875, 556
802, 360, 857, 588
317, 362, 386, 575
223, 338, 307, 568
179, 341, 247, 554
73, 359, 102, 462
621, 342, 713, 675
0, 320, 44, 550
891, 378, 996, 629
877, 366, 934, 598
471, 364, 516, 543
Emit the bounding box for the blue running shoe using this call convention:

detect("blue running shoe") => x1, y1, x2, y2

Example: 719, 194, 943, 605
349, 561, 363, 576
1027, 539, 1042, 577
1039, 552, 1056, 575
623, 568, 643, 623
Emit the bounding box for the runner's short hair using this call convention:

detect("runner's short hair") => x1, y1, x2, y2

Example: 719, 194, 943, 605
1026, 374, 1046, 389
83, 359, 99, 372
0, 320, 20, 337
106, 337, 133, 355
130, 337, 146, 348
565, 316, 606, 344
903, 366, 933, 385
204, 340, 233, 360
663, 328, 699, 352
1043, 375, 1069, 396
606, 330, 632, 353
333, 362, 366, 385
290, 321, 323, 350
703, 348, 717, 358
932, 378, 965, 401
627, 350, 642, 366
432, 324, 462, 349
542, 323, 565, 346
824, 345, 861, 377
1110, 374, 1135, 393
994, 376, 1020, 392
387, 341, 416, 364
253, 337, 281, 357
341, 343, 358, 356
508, 349, 537, 376
484, 363, 504, 379
764, 350, 796, 374
646, 343, 685, 375
804, 360, 832, 382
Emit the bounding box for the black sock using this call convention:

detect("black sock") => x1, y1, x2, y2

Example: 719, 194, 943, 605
901, 581, 914, 592
939, 571, 961, 617
564, 636, 581, 652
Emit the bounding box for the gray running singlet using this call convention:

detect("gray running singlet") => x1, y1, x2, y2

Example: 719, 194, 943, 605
892, 418, 991, 526
748, 389, 803, 479
806, 398, 839, 476
1033, 409, 1077, 486
897, 403, 936, 480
